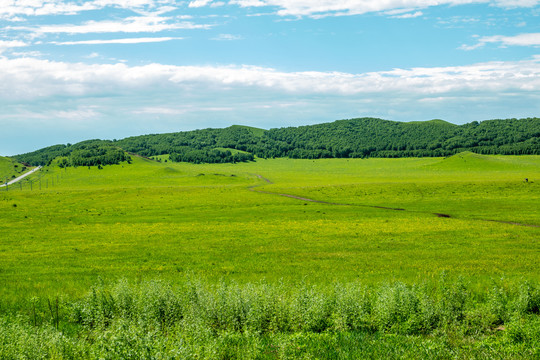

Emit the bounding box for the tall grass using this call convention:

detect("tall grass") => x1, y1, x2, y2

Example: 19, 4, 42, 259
1, 276, 539, 359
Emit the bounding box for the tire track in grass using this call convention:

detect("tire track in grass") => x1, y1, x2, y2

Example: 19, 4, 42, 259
249, 174, 539, 228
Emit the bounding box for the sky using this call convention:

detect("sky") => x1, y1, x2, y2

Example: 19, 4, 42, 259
1, 1, 539, 155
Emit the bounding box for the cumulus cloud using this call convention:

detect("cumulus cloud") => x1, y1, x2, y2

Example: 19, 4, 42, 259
461, 32, 540, 49
0, 56, 539, 101
0, 40, 27, 54
2, 56, 539, 154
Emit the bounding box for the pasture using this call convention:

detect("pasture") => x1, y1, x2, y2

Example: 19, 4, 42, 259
1, 153, 538, 302
1, 153, 539, 358
0, 156, 26, 185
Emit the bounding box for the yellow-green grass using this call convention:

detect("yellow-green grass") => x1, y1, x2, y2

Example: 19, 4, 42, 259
0, 154, 539, 307
151, 154, 170, 162
0, 156, 28, 184
213, 147, 253, 154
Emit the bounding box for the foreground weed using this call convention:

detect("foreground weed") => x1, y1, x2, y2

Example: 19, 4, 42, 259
3, 277, 539, 359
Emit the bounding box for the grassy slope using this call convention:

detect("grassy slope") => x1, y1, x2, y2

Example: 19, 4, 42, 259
0, 155, 539, 306
0, 156, 26, 183
213, 147, 253, 154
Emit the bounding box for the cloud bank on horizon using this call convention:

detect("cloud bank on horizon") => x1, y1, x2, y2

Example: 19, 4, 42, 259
1, 0, 539, 154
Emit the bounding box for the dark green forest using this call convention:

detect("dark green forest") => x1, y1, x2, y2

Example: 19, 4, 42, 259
13, 118, 540, 165
15, 140, 131, 167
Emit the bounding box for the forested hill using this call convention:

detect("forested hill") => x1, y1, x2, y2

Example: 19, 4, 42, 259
259, 117, 540, 159
13, 140, 131, 167
13, 118, 540, 165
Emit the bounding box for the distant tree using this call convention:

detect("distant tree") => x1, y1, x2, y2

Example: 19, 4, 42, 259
58, 158, 69, 168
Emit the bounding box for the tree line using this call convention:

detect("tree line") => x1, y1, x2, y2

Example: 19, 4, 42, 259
114, 117, 540, 160
169, 148, 254, 164
15, 140, 130, 167
13, 118, 540, 165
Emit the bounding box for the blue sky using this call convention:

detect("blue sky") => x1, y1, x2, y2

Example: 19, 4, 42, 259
1, 0, 539, 155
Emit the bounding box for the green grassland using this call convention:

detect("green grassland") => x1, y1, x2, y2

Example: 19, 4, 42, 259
1, 153, 538, 301
1, 153, 539, 358
0, 156, 28, 184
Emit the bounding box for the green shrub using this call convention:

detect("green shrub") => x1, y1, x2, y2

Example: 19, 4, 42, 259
3, 277, 540, 359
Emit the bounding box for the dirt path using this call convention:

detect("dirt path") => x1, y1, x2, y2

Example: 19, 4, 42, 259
249, 174, 539, 228
0, 166, 42, 188
482, 219, 539, 228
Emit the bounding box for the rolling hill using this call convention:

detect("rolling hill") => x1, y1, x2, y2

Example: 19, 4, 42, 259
11, 117, 540, 166
0, 156, 28, 184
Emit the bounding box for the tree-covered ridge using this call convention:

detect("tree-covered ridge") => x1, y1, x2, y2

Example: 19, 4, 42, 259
115, 117, 540, 160
116, 125, 260, 157
14, 144, 70, 166
67, 141, 131, 167
169, 149, 254, 164
257, 117, 540, 159
15, 140, 130, 167
12, 118, 540, 165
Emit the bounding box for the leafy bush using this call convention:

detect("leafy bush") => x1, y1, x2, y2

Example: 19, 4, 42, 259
2, 277, 540, 358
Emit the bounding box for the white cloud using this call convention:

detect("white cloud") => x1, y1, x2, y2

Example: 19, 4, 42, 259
391, 11, 423, 18
494, 0, 539, 5
1, 1, 96, 19
461, 32, 540, 49
133, 106, 189, 115
188, 0, 225, 8
45, 107, 101, 121
132, 105, 233, 115
0, 40, 27, 54
2, 0, 538, 20
92, 0, 157, 7
52, 37, 183, 45
12, 15, 211, 36
0, 56, 539, 101
211, 33, 242, 40
10, 51, 44, 57
189, 0, 214, 7
228, 0, 540, 17
2, 56, 539, 154
0, 0, 176, 19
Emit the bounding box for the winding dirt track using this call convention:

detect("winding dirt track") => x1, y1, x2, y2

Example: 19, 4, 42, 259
250, 174, 539, 228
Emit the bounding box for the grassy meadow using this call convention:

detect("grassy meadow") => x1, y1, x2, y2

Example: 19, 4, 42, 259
0, 156, 27, 185
1, 153, 539, 358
